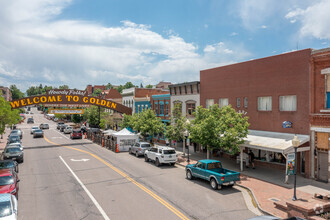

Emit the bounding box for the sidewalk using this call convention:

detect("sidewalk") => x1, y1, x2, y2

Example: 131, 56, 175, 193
0, 128, 10, 150
174, 146, 330, 219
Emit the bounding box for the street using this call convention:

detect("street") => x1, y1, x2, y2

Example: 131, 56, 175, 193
17, 108, 255, 220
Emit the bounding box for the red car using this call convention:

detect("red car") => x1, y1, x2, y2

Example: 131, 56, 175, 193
70, 130, 83, 139
0, 169, 20, 199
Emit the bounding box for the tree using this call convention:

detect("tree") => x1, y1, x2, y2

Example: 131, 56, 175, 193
145, 84, 153, 88
165, 103, 187, 143
71, 114, 83, 123
124, 82, 135, 89
0, 93, 21, 135
10, 85, 24, 100
140, 83, 143, 88
189, 105, 249, 158
59, 85, 69, 89
100, 112, 114, 129
83, 106, 99, 127
92, 88, 102, 97
105, 83, 113, 90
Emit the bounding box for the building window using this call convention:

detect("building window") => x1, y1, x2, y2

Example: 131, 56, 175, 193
190, 85, 193, 94
258, 96, 272, 111
327, 74, 330, 108
137, 105, 140, 113
159, 102, 164, 115
244, 97, 248, 108
155, 102, 158, 115
174, 87, 177, 95
279, 95, 297, 111
219, 98, 229, 108
206, 99, 214, 109
237, 98, 241, 108
187, 103, 196, 116
179, 86, 182, 94
165, 103, 169, 115
184, 86, 187, 94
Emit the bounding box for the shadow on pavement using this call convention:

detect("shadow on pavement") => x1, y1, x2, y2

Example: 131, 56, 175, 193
23, 142, 93, 150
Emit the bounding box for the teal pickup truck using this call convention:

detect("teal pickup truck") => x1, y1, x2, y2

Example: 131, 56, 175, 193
186, 159, 240, 190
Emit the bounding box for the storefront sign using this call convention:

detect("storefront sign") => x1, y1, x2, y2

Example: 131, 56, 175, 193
49, 109, 84, 114
10, 89, 132, 115
282, 121, 293, 128
286, 153, 296, 175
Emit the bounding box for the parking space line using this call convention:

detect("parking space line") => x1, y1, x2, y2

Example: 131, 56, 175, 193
52, 129, 70, 139
44, 136, 189, 220
59, 156, 110, 220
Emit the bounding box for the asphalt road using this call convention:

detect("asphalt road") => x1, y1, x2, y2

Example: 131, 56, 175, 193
16, 108, 256, 220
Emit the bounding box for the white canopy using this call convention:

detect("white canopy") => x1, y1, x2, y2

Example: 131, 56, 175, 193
113, 128, 139, 137
102, 129, 116, 135
241, 130, 310, 155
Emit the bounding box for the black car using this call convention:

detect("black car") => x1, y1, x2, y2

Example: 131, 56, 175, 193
7, 135, 21, 145
27, 118, 34, 124
0, 160, 19, 173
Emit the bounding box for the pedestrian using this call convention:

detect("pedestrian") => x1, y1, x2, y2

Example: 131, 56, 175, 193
165, 138, 169, 146
248, 150, 255, 169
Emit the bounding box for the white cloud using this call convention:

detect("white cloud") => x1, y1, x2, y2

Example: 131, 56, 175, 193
230, 32, 238, 36
260, 25, 267, 29
285, 0, 330, 39
0, 0, 252, 90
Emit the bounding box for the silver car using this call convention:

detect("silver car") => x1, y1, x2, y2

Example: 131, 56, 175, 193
39, 123, 49, 129
6, 143, 23, 151
129, 142, 151, 157
63, 126, 73, 134
2, 146, 24, 163
30, 126, 39, 134
0, 194, 18, 220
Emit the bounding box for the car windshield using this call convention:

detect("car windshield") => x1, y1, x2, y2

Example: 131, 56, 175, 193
0, 201, 12, 217
0, 162, 14, 168
6, 148, 21, 153
35, 129, 42, 133
0, 176, 14, 186
141, 144, 151, 148
66, 127, 72, 129
32, 127, 38, 129
9, 137, 19, 141
163, 150, 176, 154
73, 131, 81, 134
207, 162, 222, 170
10, 131, 18, 134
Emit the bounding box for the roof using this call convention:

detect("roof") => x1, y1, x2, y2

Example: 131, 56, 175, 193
153, 146, 175, 150
0, 169, 12, 176
104, 88, 122, 99
241, 130, 310, 154
113, 128, 139, 136
198, 159, 221, 164
168, 81, 200, 88
0, 193, 12, 202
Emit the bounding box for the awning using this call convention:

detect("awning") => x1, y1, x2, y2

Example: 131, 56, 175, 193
241, 130, 310, 155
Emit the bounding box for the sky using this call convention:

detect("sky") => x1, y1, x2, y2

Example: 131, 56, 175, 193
1, 0, 330, 92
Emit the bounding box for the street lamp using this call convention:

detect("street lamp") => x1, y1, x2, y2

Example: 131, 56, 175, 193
184, 119, 191, 163
292, 135, 300, 201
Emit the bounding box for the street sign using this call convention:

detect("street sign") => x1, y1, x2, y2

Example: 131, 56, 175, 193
50, 109, 84, 114
287, 153, 295, 175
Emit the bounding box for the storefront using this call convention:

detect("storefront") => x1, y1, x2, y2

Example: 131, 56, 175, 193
239, 130, 310, 183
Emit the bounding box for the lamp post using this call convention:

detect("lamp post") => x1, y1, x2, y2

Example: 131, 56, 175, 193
292, 135, 300, 201
184, 119, 191, 163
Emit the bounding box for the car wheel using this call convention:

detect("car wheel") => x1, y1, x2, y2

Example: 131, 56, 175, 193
21, 158, 24, 163
186, 170, 193, 180
228, 184, 234, 188
144, 155, 149, 162
171, 163, 175, 166
135, 152, 139, 157
210, 178, 218, 190
155, 158, 160, 167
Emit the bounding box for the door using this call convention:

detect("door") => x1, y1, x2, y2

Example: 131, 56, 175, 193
318, 152, 329, 182
300, 152, 305, 174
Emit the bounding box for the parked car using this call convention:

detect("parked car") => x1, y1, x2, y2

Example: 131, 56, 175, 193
0, 193, 18, 219
185, 159, 240, 190
144, 146, 177, 166
63, 126, 73, 134
59, 124, 68, 132
56, 122, 65, 130
33, 129, 44, 138
27, 117, 34, 124
0, 160, 19, 173
9, 130, 22, 139
2, 146, 24, 163
87, 127, 100, 134
30, 126, 39, 134
129, 142, 151, 157
39, 123, 49, 129
0, 169, 20, 199
70, 130, 82, 139
6, 136, 21, 145
6, 143, 23, 151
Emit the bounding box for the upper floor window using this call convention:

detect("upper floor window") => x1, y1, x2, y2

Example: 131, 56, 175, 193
258, 96, 272, 111
174, 87, 177, 95
159, 102, 164, 115
219, 98, 229, 108
184, 86, 187, 94
279, 95, 297, 111
244, 97, 248, 108
165, 103, 169, 115
186, 102, 196, 116
206, 99, 214, 109
190, 85, 193, 94
179, 86, 182, 94
237, 98, 241, 108
155, 102, 158, 115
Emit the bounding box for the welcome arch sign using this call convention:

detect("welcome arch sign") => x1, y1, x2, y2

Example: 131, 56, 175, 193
10, 89, 132, 115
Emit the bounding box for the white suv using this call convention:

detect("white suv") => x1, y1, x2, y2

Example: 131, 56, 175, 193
144, 146, 177, 167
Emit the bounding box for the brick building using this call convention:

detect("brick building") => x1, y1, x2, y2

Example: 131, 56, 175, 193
310, 48, 330, 182
156, 81, 172, 89
0, 86, 12, 101
151, 94, 171, 144
201, 49, 312, 181
86, 85, 106, 95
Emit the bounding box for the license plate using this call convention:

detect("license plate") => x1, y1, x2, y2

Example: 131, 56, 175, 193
230, 181, 234, 184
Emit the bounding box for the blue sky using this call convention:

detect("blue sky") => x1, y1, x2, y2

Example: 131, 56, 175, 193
0, 0, 329, 91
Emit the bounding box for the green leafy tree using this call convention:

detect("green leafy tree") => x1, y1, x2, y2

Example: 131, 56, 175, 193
71, 114, 83, 123
0, 93, 21, 135
59, 85, 69, 89
145, 84, 153, 88
165, 103, 187, 142
124, 82, 135, 89
10, 85, 25, 100
105, 83, 113, 90
99, 112, 114, 129
92, 88, 102, 97
189, 105, 249, 158
83, 106, 99, 127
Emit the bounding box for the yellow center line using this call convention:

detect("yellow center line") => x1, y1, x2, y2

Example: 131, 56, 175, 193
44, 136, 189, 220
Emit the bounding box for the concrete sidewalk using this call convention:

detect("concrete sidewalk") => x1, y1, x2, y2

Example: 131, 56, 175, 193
174, 146, 330, 219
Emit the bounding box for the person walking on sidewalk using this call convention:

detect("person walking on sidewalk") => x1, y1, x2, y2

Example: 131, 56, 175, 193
248, 150, 256, 169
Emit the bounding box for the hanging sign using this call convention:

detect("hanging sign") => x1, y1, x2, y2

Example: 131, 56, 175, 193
282, 121, 293, 128
286, 153, 296, 175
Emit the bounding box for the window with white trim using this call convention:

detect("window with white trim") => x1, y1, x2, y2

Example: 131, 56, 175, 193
244, 97, 248, 108
206, 99, 214, 109
237, 98, 241, 108
219, 98, 229, 108
258, 96, 272, 111
279, 95, 297, 111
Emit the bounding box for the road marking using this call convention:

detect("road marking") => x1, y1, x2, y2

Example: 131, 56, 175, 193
59, 156, 110, 220
53, 129, 70, 140
70, 158, 90, 162
51, 137, 63, 139
45, 136, 189, 220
